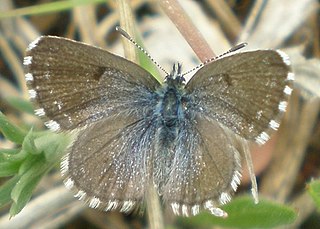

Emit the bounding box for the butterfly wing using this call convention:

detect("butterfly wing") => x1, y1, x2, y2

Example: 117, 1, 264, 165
186, 50, 293, 144
24, 36, 160, 131
62, 113, 158, 213
162, 115, 241, 217
24, 36, 161, 212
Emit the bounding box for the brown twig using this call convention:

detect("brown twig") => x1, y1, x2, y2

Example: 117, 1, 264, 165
159, 0, 215, 62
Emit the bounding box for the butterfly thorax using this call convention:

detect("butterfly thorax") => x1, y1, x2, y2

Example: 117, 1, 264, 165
155, 63, 187, 129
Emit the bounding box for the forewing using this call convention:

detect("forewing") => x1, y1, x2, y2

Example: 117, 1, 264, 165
162, 116, 241, 217
61, 114, 157, 213
24, 36, 160, 131
186, 50, 293, 144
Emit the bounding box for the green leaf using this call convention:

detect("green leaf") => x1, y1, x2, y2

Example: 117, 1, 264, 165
7, 131, 72, 215
307, 179, 320, 211
34, 131, 74, 162
1, 149, 28, 163
18, 155, 39, 176
0, 148, 20, 161
0, 176, 20, 208
10, 174, 43, 216
10, 151, 52, 216
0, 148, 20, 155
135, 33, 162, 84
179, 195, 297, 228
4, 97, 34, 114
0, 0, 106, 18
0, 126, 72, 215
10, 159, 49, 216
22, 128, 40, 155
0, 112, 26, 144
0, 161, 21, 176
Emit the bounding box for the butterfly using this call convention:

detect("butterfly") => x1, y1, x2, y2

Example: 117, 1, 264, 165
24, 33, 293, 217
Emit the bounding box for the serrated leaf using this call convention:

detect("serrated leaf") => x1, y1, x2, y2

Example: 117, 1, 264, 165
179, 195, 297, 228
0, 112, 26, 144
307, 179, 320, 211
0, 176, 20, 208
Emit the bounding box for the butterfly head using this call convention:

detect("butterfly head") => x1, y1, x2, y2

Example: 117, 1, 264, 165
165, 63, 186, 87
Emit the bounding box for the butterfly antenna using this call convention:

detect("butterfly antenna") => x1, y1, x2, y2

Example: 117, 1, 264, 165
182, 43, 248, 77
116, 26, 169, 76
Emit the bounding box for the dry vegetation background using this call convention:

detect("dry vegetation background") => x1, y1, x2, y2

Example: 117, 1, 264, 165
0, 0, 320, 228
